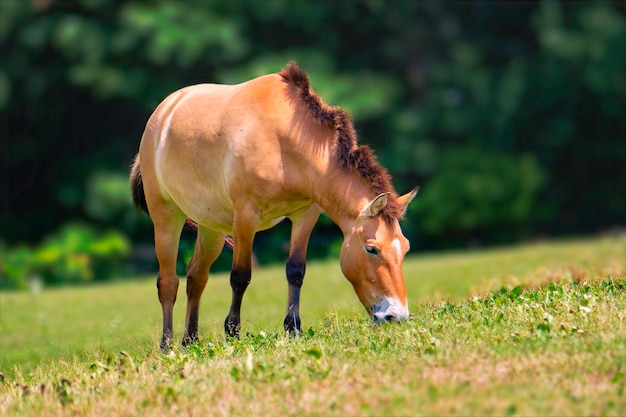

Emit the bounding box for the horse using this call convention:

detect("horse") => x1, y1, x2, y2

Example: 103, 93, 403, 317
130, 62, 417, 349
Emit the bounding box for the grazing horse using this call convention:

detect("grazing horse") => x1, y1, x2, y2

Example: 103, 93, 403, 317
130, 62, 417, 349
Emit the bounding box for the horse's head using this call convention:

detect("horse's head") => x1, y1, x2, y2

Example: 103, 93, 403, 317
339, 190, 417, 324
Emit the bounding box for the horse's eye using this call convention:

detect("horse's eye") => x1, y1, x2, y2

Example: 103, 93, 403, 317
365, 245, 379, 256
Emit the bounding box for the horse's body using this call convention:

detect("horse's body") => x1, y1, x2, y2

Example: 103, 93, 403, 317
131, 63, 417, 348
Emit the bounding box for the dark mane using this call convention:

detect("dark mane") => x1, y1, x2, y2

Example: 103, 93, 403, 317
279, 62, 402, 222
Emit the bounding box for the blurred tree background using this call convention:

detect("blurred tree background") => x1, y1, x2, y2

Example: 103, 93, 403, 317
1, 0, 624, 288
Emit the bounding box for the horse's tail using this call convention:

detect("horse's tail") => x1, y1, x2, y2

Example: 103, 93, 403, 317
130, 154, 149, 216
131, 154, 234, 250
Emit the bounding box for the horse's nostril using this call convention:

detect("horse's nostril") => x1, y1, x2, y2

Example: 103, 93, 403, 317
373, 312, 396, 323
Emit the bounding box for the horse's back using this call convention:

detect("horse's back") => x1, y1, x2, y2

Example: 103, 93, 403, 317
139, 73, 304, 233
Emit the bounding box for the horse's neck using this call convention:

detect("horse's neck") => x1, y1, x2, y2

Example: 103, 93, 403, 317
300, 157, 373, 233
282, 113, 375, 233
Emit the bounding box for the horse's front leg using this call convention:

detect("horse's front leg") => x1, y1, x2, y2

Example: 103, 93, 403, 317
224, 214, 257, 339
224, 266, 252, 338
284, 258, 304, 334
284, 204, 322, 335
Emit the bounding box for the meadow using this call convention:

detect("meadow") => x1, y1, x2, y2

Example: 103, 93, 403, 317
0, 234, 624, 416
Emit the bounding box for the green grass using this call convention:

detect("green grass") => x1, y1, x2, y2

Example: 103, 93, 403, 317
0, 234, 624, 416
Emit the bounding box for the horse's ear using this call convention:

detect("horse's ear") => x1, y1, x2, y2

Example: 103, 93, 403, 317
359, 192, 390, 217
397, 187, 419, 216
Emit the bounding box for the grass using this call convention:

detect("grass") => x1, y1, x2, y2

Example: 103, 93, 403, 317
0, 233, 624, 416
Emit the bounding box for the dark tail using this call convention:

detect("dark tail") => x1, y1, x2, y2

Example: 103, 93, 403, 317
132, 153, 234, 250
130, 154, 149, 216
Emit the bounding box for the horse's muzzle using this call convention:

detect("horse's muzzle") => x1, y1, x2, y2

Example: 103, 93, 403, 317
371, 296, 409, 323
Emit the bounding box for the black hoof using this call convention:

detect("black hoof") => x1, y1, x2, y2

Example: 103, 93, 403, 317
284, 315, 302, 337
182, 334, 199, 347
160, 336, 173, 351
224, 317, 241, 339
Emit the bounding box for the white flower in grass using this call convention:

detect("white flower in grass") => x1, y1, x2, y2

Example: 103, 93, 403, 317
543, 312, 554, 323
245, 350, 254, 373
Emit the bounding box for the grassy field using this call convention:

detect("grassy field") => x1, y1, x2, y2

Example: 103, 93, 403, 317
0, 234, 624, 416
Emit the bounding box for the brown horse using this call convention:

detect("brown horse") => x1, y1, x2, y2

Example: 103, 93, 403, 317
130, 62, 417, 349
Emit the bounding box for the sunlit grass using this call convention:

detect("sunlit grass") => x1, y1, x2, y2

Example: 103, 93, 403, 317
1, 234, 623, 373
0, 234, 624, 416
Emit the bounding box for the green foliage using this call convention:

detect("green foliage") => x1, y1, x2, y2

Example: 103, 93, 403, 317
1, 0, 624, 270
1, 224, 130, 289
83, 171, 143, 230
412, 147, 545, 239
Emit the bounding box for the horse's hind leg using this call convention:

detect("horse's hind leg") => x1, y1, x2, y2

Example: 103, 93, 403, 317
284, 204, 322, 335
151, 205, 186, 350
183, 228, 225, 346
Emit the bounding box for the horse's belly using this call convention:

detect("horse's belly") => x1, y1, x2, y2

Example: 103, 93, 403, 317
257, 216, 287, 231
169, 186, 298, 235
175, 196, 233, 233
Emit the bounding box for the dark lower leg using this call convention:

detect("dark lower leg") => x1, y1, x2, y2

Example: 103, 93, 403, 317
182, 302, 202, 346
182, 231, 225, 346
284, 258, 305, 334
183, 266, 208, 346
224, 267, 251, 338
157, 273, 179, 350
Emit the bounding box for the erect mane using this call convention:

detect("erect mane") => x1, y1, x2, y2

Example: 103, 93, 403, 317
279, 62, 402, 222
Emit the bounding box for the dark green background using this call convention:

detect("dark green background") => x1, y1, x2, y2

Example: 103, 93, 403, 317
1, 0, 624, 286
